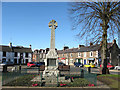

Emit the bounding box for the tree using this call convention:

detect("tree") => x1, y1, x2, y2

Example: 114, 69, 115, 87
69, 1, 120, 74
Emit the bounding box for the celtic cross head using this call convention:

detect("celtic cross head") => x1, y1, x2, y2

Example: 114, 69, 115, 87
48, 20, 58, 29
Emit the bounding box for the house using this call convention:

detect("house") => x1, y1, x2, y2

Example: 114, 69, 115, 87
102, 40, 120, 66
0, 43, 32, 65
57, 40, 120, 66
32, 48, 57, 62
57, 46, 79, 65
76, 43, 100, 65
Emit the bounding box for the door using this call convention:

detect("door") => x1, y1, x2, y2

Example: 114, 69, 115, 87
84, 59, 86, 65
19, 59, 21, 64
26, 59, 28, 64
14, 59, 17, 64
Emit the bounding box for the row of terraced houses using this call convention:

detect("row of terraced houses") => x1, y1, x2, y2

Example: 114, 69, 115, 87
33, 39, 120, 66
0, 39, 120, 66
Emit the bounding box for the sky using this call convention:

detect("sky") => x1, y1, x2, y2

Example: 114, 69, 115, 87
1, 2, 119, 50
2, 2, 82, 50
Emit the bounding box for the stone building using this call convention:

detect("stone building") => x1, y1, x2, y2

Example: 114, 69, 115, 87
57, 46, 79, 65
76, 44, 100, 65
100, 40, 120, 66
0, 43, 32, 64
57, 40, 120, 66
32, 48, 57, 62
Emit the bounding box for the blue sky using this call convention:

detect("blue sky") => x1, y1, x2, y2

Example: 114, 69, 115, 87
2, 2, 119, 50
2, 2, 82, 50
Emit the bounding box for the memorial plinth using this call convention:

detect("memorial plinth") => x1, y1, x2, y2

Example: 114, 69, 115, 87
43, 20, 59, 77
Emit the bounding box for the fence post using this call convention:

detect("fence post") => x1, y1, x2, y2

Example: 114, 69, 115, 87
3, 65, 7, 72
40, 72, 42, 86
57, 74, 59, 87
81, 69, 84, 78
88, 67, 91, 73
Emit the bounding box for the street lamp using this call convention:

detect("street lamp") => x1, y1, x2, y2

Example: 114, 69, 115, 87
19, 53, 23, 71
118, 54, 120, 66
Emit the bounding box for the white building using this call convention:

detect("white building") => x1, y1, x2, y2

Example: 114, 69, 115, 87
0, 43, 32, 64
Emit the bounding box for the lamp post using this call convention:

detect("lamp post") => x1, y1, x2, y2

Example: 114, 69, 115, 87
19, 53, 23, 71
118, 54, 120, 66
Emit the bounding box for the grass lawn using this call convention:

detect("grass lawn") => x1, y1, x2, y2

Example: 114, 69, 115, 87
59, 78, 90, 87
3, 73, 91, 87
3, 74, 40, 86
97, 74, 120, 89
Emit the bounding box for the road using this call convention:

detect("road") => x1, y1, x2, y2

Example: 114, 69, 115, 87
70, 65, 120, 75
0, 65, 120, 75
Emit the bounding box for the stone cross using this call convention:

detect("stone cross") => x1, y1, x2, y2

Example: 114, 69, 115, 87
48, 20, 58, 50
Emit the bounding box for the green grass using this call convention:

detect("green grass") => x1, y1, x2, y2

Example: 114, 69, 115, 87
98, 74, 120, 77
97, 74, 120, 89
3, 74, 40, 86
59, 78, 90, 87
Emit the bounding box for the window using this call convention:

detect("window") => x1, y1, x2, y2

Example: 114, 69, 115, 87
78, 52, 81, 57
96, 51, 98, 57
3, 52, 6, 57
14, 52, 17, 57
63, 54, 64, 57
90, 51, 93, 57
14, 59, 17, 64
84, 52, 86, 57
2, 58, 6, 63
25, 53, 28, 57
70, 53, 73, 57
67, 53, 69, 57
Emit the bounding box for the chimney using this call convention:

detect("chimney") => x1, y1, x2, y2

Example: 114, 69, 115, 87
9, 42, 12, 48
90, 42, 93, 46
78, 45, 84, 49
29, 45, 31, 48
112, 39, 116, 44
63, 46, 69, 51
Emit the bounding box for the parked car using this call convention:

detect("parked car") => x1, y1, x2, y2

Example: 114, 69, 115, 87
0, 63, 6, 66
84, 63, 95, 68
27, 62, 36, 67
74, 62, 83, 67
114, 66, 120, 70
58, 62, 66, 66
0, 61, 14, 66
35, 62, 45, 67
100, 63, 114, 69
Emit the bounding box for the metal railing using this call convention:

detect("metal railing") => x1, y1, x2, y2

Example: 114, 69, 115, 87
2, 67, 97, 87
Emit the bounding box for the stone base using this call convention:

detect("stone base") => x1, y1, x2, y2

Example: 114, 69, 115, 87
43, 69, 59, 77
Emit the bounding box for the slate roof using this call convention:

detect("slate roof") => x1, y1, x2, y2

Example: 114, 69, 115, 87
57, 43, 113, 54
57, 48, 79, 54
0, 45, 32, 53
77, 44, 100, 52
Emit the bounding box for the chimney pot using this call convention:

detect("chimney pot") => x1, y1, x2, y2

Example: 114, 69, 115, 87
9, 42, 12, 48
90, 42, 93, 46
29, 45, 31, 48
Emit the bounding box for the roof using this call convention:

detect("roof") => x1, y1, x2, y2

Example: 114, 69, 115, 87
57, 48, 78, 54
0, 45, 32, 53
77, 44, 100, 52
57, 43, 113, 54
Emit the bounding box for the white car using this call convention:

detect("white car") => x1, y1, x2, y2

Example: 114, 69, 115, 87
114, 66, 120, 70
0, 63, 6, 66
